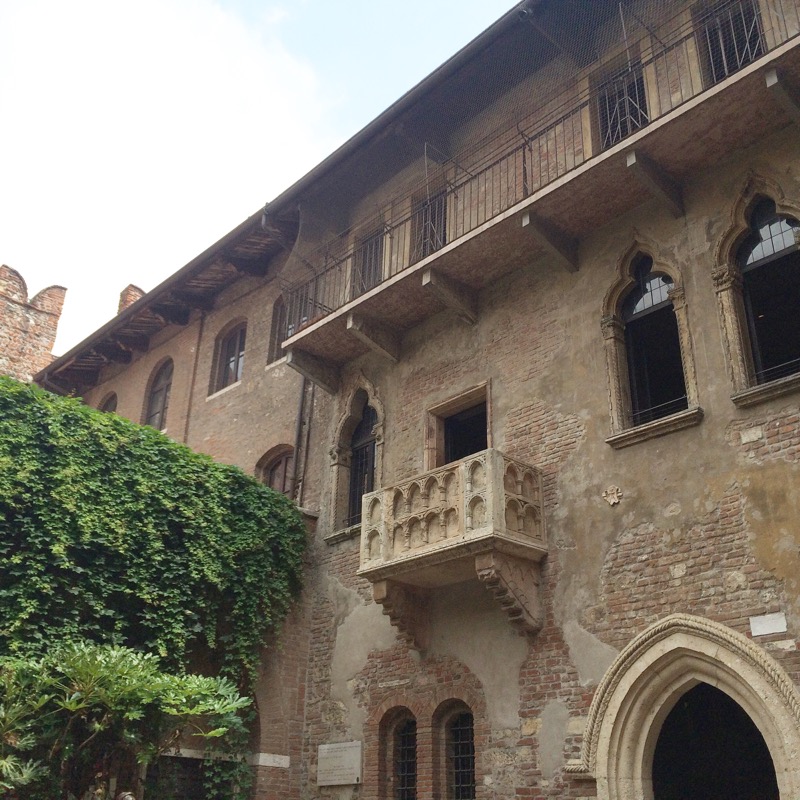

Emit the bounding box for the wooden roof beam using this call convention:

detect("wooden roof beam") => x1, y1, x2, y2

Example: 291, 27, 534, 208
151, 304, 191, 326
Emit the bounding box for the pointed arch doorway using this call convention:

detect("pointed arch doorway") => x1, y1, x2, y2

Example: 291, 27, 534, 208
567, 614, 800, 799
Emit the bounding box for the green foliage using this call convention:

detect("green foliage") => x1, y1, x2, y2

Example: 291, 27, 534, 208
0, 376, 306, 685
0, 641, 251, 798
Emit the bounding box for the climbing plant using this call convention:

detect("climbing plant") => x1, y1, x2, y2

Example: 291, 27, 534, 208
0, 376, 306, 686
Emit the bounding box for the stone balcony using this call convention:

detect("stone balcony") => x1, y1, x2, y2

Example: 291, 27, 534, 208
357, 449, 547, 649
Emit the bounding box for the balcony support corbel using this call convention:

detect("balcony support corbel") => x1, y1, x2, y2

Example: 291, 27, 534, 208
626, 151, 684, 218
421, 268, 477, 325
286, 348, 340, 394
475, 551, 544, 635
346, 313, 400, 362
372, 580, 430, 652
521, 212, 578, 272
765, 68, 800, 125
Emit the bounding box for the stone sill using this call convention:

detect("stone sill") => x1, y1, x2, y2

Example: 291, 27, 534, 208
606, 406, 704, 450
324, 524, 361, 546
731, 373, 800, 408
206, 380, 241, 401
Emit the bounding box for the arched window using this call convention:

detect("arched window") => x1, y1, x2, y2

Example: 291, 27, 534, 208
378, 708, 417, 800
621, 256, 688, 426
99, 392, 118, 413
268, 297, 287, 364
144, 360, 173, 430
213, 322, 246, 392
256, 447, 295, 497
330, 383, 384, 533
347, 401, 377, 526
446, 711, 475, 800
736, 198, 800, 384
603, 246, 701, 447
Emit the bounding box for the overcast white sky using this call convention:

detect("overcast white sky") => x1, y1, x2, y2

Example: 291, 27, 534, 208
0, 0, 517, 353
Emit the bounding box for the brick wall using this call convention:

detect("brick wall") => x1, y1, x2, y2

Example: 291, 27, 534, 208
0, 265, 66, 382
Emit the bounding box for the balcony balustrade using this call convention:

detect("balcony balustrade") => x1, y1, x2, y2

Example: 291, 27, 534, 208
283, 0, 800, 365
357, 449, 547, 649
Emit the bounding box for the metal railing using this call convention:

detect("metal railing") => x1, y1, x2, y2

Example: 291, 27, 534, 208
285, 0, 800, 338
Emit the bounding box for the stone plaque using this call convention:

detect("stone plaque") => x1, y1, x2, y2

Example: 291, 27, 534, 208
317, 741, 362, 786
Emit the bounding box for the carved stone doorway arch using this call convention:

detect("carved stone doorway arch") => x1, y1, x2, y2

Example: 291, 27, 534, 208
567, 614, 800, 799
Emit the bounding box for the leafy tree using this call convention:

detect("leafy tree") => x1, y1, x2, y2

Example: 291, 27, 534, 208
0, 641, 250, 798
0, 377, 308, 797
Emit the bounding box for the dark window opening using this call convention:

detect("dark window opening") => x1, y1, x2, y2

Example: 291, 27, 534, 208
447, 712, 475, 800
215, 324, 246, 391
99, 393, 117, 413
258, 449, 295, 497
145, 360, 173, 430
622, 257, 687, 426
696, 0, 763, 87
412, 190, 447, 262
444, 403, 487, 464
652, 683, 778, 800
268, 297, 287, 363
597, 62, 649, 151
738, 198, 800, 384
145, 756, 206, 798
352, 229, 385, 298
394, 718, 417, 800
347, 403, 377, 526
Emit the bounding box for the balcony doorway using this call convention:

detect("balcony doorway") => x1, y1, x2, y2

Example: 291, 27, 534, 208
426, 383, 490, 469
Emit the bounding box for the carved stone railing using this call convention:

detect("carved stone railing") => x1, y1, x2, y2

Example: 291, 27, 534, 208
357, 449, 547, 649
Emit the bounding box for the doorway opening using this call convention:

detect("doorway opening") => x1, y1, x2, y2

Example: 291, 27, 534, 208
652, 682, 779, 800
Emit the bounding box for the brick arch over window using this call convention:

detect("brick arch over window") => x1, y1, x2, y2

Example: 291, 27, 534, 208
601, 239, 700, 447
566, 613, 800, 800
330, 376, 385, 532
432, 699, 477, 800
713, 175, 800, 405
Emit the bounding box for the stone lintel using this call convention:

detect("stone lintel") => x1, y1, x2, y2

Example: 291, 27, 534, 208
372, 580, 430, 652
346, 312, 400, 362
626, 150, 684, 219
285, 348, 340, 395
521, 212, 579, 272
765, 68, 800, 125
475, 550, 544, 635
421, 267, 477, 325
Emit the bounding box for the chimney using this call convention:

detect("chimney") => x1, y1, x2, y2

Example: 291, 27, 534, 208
118, 284, 145, 313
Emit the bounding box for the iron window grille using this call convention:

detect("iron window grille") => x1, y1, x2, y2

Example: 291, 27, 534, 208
447, 712, 475, 800
596, 62, 649, 151
394, 718, 417, 800
145, 360, 173, 430
347, 404, 378, 526
622, 257, 688, 426
352, 229, 385, 299
738, 199, 800, 384
696, 0, 764, 87
411, 190, 447, 262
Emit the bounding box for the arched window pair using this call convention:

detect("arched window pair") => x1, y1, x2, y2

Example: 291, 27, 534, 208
211, 322, 246, 394
381, 703, 475, 800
